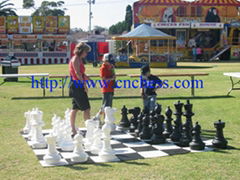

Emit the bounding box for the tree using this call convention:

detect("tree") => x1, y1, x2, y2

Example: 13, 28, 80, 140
109, 4, 132, 35
23, 0, 66, 16
125, 5, 133, 32
93, 26, 107, 34
0, 0, 17, 16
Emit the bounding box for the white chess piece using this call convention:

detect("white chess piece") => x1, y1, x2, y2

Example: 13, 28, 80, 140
60, 123, 74, 151
71, 134, 89, 163
90, 122, 102, 155
23, 110, 31, 134
104, 107, 117, 132
31, 109, 46, 149
84, 119, 98, 151
43, 134, 61, 165
98, 114, 118, 162
27, 108, 36, 140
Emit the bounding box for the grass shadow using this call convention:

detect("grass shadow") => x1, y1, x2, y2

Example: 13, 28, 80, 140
11, 95, 235, 101
121, 161, 149, 166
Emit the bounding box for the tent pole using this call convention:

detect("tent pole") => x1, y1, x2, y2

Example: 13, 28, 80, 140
148, 40, 151, 64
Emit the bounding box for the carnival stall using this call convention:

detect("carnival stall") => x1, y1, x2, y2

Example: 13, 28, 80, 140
133, 0, 240, 60
0, 16, 70, 65
113, 24, 176, 68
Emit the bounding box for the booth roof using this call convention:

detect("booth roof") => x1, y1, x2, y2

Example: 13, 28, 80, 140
138, 0, 188, 5
112, 24, 176, 40
192, 0, 240, 6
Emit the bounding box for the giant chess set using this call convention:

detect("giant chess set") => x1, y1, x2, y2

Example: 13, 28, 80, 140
20, 100, 229, 167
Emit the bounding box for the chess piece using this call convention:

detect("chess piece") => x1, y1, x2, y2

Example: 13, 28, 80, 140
183, 100, 194, 129
212, 120, 228, 149
174, 101, 184, 128
135, 112, 144, 137
154, 103, 162, 115
91, 121, 103, 154
71, 134, 89, 163
43, 134, 61, 165
178, 121, 192, 147
170, 119, 182, 142
27, 108, 37, 140
84, 119, 98, 151
99, 114, 118, 162
30, 109, 46, 149
150, 113, 166, 144
23, 110, 31, 134
129, 107, 141, 134
190, 122, 205, 150
163, 106, 173, 138
60, 123, 74, 151
118, 105, 130, 130
104, 107, 117, 132
139, 114, 152, 140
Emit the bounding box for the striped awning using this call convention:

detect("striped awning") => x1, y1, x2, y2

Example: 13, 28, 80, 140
139, 0, 188, 5
191, 0, 240, 6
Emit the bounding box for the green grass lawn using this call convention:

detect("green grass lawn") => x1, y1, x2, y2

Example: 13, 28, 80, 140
0, 62, 240, 180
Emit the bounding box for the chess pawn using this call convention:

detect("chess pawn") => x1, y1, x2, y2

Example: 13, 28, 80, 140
23, 110, 31, 134
71, 134, 89, 163
139, 115, 152, 140
212, 120, 228, 149
104, 107, 117, 132
151, 114, 166, 144
91, 124, 103, 155
119, 105, 130, 129
190, 122, 205, 150
84, 119, 98, 151
178, 121, 192, 147
163, 106, 173, 138
43, 135, 61, 165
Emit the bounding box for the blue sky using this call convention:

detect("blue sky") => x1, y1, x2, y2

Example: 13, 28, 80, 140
11, 0, 138, 30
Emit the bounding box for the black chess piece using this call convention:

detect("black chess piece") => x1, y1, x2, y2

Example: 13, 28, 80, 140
154, 103, 162, 115
129, 107, 141, 133
150, 113, 166, 144
190, 122, 205, 150
139, 114, 152, 140
163, 106, 173, 138
135, 112, 144, 137
174, 101, 184, 128
178, 121, 192, 147
183, 100, 194, 129
170, 118, 182, 142
212, 120, 228, 149
119, 105, 130, 130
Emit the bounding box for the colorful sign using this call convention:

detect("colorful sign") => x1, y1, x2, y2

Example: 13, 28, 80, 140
58, 16, 70, 34
46, 16, 58, 34
7, 16, 18, 34
0, 17, 6, 34
33, 16, 45, 33
231, 46, 240, 59
19, 16, 32, 34
152, 22, 191, 28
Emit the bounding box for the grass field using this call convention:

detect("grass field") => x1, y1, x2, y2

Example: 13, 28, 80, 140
0, 62, 240, 180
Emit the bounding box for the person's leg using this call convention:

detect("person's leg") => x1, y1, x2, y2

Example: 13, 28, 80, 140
83, 108, 91, 121
149, 95, 156, 111
70, 109, 78, 135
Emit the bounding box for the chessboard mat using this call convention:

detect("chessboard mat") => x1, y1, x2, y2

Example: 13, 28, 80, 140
20, 128, 214, 167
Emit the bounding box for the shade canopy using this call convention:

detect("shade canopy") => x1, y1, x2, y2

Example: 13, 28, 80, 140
112, 24, 176, 41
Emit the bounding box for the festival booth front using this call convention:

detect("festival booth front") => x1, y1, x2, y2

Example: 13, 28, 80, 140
0, 16, 71, 65
133, 0, 240, 60
113, 24, 176, 68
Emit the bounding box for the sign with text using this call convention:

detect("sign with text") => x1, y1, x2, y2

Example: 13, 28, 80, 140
45, 16, 58, 34
58, 16, 70, 34
0, 17, 6, 34
19, 16, 32, 34
191, 23, 224, 29
7, 16, 18, 34
151, 22, 191, 29
33, 16, 44, 33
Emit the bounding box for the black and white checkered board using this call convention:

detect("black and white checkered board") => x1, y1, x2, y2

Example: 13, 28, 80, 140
21, 128, 214, 167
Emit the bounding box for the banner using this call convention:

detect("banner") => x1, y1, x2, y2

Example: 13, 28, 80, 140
7, 16, 18, 34
33, 16, 44, 33
58, 16, 70, 34
0, 17, 6, 34
191, 23, 224, 29
19, 16, 32, 34
152, 22, 191, 28
46, 16, 58, 34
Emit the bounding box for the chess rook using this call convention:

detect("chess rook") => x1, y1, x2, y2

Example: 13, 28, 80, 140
212, 120, 228, 149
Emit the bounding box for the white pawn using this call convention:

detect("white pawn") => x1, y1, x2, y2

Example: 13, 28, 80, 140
23, 110, 31, 134
90, 122, 102, 155
98, 113, 118, 162
84, 119, 98, 151
104, 107, 117, 132
71, 134, 89, 163
43, 134, 61, 165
